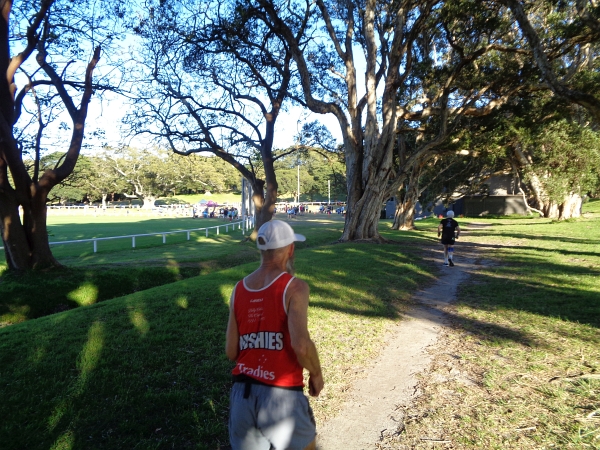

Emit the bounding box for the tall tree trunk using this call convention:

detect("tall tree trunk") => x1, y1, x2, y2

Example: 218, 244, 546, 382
250, 181, 271, 236
558, 194, 582, 219
341, 182, 388, 241
393, 192, 418, 230
392, 165, 421, 230
24, 188, 60, 269
0, 189, 30, 270
0, 175, 60, 269
142, 196, 156, 209
513, 146, 560, 219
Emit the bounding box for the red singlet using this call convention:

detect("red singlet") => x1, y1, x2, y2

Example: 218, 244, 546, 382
231, 272, 304, 388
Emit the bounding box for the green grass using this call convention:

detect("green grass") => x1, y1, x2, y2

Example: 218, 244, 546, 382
1, 200, 599, 449
395, 199, 600, 449
1, 215, 346, 325
0, 217, 435, 449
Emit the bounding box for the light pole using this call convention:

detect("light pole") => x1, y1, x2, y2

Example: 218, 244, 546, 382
328, 180, 331, 205
297, 164, 300, 204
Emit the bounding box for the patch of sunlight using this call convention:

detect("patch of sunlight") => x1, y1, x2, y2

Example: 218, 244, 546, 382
342, 247, 368, 254
29, 346, 46, 364
2, 305, 30, 324
166, 258, 180, 274
331, 269, 347, 275
75, 321, 104, 392
220, 285, 235, 303
9, 304, 30, 314
176, 296, 189, 309
67, 283, 99, 306
129, 310, 150, 335
49, 322, 104, 432
48, 398, 68, 431
310, 284, 378, 302
50, 428, 75, 450
312, 249, 335, 255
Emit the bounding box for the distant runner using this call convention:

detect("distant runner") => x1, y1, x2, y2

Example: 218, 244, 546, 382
438, 210, 461, 266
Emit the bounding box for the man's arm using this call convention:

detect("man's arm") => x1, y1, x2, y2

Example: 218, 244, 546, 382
455, 224, 461, 238
287, 278, 324, 397
437, 223, 443, 237
225, 294, 240, 361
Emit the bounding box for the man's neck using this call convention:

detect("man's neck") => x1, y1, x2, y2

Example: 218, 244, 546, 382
245, 261, 288, 290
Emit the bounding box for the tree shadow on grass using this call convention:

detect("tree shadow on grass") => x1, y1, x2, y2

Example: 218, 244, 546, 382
300, 243, 438, 319
0, 266, 192, 325
0, 239, 441, 449
461, 240, 600, 261
0, 275, 236, 449
13, 230, 595, 449
456, 250, 600, 330
468, 231, 600, 246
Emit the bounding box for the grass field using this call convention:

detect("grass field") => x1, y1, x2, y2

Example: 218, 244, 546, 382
0, 213, 436, 449
0, 201, 599, 449
0, 214, 346, 325
394, 200, 600, 449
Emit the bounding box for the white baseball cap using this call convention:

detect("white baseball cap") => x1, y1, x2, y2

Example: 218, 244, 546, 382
446, 210, 455, 218
256, 220, 306, 250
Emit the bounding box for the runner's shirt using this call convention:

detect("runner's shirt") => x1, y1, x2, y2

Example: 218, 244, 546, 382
231, 272, 304, 388
440, 217, 459, 243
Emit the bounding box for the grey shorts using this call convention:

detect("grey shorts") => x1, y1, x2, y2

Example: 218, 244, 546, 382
229, 382, 316, 450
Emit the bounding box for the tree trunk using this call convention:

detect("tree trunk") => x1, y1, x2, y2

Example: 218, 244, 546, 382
341, 176, 388, 242
392, 166, 420, 231
513, 146, 562, 219
558, 194, 582, 219
541, 200, 560, 219
0, 182, 60, 270
0, 190, 30, 270
142, 196, 156, 209
24, 189, 61, 269
247, 177, 276, 241
393, 194, 418, 230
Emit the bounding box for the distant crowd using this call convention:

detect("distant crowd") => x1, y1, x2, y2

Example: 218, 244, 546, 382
193, 205, 239, 221
275, 203, 347, 218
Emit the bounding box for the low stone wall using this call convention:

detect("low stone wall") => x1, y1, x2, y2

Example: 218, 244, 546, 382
462, 195, 528, 216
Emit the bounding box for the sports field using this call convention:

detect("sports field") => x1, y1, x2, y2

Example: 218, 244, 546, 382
0, 202, 599, 449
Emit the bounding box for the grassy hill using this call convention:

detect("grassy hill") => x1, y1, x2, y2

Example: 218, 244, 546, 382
1, 202, 599, 449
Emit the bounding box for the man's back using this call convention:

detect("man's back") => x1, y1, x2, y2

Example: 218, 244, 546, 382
225, 220, 323, 450
440, 217, 459, 240
231, 271, 304, 387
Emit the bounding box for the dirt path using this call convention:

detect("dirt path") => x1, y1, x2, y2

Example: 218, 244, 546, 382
316, 246, 479, 449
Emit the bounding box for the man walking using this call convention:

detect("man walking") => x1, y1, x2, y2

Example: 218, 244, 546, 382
226, 220, 324, 450
437, 210, 461, 266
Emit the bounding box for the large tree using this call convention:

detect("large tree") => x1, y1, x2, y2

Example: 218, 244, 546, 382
0, 0, 126, 270
80, 155, 128, 208
251, 0, 551, 241
498, 0, 600, 121
482, 97, 600, 218
105, 147, 198, 209
128, 0, 302, 233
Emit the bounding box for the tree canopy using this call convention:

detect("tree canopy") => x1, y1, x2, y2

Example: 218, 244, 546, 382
2, 0, 600, 271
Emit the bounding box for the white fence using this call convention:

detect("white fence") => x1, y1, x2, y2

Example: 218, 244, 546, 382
0, 217, 254, 253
